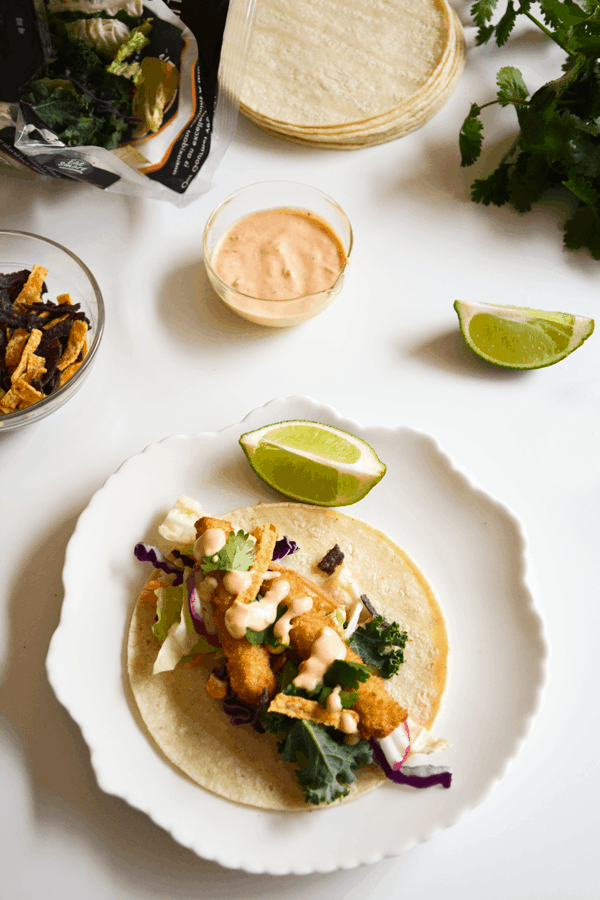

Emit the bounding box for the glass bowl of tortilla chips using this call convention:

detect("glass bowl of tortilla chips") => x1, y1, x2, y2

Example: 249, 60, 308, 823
0, 230, 104, 431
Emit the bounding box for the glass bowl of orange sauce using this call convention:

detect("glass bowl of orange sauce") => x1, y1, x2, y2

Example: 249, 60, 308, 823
203, 181, 353, 326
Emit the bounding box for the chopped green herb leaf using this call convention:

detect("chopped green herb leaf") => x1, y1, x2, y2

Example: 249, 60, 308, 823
316, 685, 359, 709
461, 0, 600, 257
200, 530, 255, 574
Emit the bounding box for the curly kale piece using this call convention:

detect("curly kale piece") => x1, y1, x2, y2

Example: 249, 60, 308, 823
20, 28, 135, 149
260, 682, 373, 805
349, 615, 408, 679
280, 720, 373, 806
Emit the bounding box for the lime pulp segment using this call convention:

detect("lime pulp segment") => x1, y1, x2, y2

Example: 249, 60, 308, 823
454, 300, 594, 369
239, 419, 387, 507
249, 443, 364, 504
264, 423, 362, 464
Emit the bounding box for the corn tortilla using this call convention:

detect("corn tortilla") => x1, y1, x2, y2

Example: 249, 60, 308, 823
127, 503, 449, 811
240, 0, 465, 147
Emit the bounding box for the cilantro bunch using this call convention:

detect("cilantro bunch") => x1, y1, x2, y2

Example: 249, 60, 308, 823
460, 0, 600, 257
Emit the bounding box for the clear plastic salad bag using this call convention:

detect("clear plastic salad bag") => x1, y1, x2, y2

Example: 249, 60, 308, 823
3, 0, 257, 206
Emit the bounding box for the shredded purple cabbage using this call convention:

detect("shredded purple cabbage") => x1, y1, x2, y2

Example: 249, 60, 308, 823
186, 570, 204, 634
272, 536, 298, 560
172, 549, 196, 568
185, 571, 220, 645
214, 665, 268, 733
134, 542, 185, 585
370, 739, 452, 789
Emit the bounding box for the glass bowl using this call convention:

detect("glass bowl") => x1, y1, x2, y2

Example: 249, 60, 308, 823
203, 181, 353, 327
0, 230, 104, 432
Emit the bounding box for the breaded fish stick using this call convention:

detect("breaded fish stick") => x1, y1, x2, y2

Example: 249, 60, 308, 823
194, 515, 233, 546
345, 644, 407, 740
275, 565, 407, 740
195, 518, 278, 705
212, 604, 276, 704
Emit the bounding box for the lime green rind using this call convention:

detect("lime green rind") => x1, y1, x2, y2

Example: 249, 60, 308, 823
454, 300, 594, 370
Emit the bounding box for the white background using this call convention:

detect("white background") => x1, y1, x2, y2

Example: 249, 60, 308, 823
1, 5, 598, 898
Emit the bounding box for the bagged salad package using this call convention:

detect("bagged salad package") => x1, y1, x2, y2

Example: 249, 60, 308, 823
0, 0, 257, 206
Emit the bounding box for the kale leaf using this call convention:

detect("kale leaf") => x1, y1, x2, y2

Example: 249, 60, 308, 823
349, 615, 408, 679
280, 720, 373, 806
20, 25, 136, 150
260, 683, 373, 804
200, 530, 255, 574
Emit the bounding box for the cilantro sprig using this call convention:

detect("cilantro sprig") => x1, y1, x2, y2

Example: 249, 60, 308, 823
460, 0, 600, 257
200, 530, 255, 574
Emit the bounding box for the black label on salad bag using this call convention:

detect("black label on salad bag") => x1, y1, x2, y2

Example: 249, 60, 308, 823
145, 0, 230, 194
35, 153, 121, 189
0, 0, 45, 103
0, 128, 55, 176
144, 55, 210, 193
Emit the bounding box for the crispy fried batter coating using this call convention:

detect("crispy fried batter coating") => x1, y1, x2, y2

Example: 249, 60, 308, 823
194, 524, 407, 735
195, 516, 233, 539
273, 564, 407, 740
212, 603, 276, 704
345, 644, 407, 740
198, 520, 279, 705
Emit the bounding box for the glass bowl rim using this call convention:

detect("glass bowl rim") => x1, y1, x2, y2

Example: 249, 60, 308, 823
0, 229, 105, 427
202, 180, 353, 305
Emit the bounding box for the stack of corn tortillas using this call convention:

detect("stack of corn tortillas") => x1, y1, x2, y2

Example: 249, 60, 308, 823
240, 0, 466, 149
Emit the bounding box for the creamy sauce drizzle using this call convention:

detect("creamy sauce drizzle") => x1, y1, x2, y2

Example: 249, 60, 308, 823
293, 626, 346, 691
222, 569, 253, 594
194, 527, 226, 560
212, 208, 346, 301
340, 711, 358, 735
273, 595, 313, 643
326, 684, 343, 713
225, 578, 290, 639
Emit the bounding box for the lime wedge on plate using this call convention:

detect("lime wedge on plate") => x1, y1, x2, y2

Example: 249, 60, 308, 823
454, 300, 594, 369
239, 420, 386, 506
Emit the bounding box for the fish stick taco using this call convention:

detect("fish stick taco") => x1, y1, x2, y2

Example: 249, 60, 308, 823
127, 499, 451, 810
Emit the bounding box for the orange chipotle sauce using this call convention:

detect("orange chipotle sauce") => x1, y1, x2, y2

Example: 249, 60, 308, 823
212, 208, 346, 300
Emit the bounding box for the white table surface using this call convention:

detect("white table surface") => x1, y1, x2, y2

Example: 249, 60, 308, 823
1, 6, 598, 898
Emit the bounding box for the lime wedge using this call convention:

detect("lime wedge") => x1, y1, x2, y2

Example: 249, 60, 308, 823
239, 420, 386, 507
454, 300, 594, 369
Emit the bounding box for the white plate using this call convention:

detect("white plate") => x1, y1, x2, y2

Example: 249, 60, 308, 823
47, 396, 548, 875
